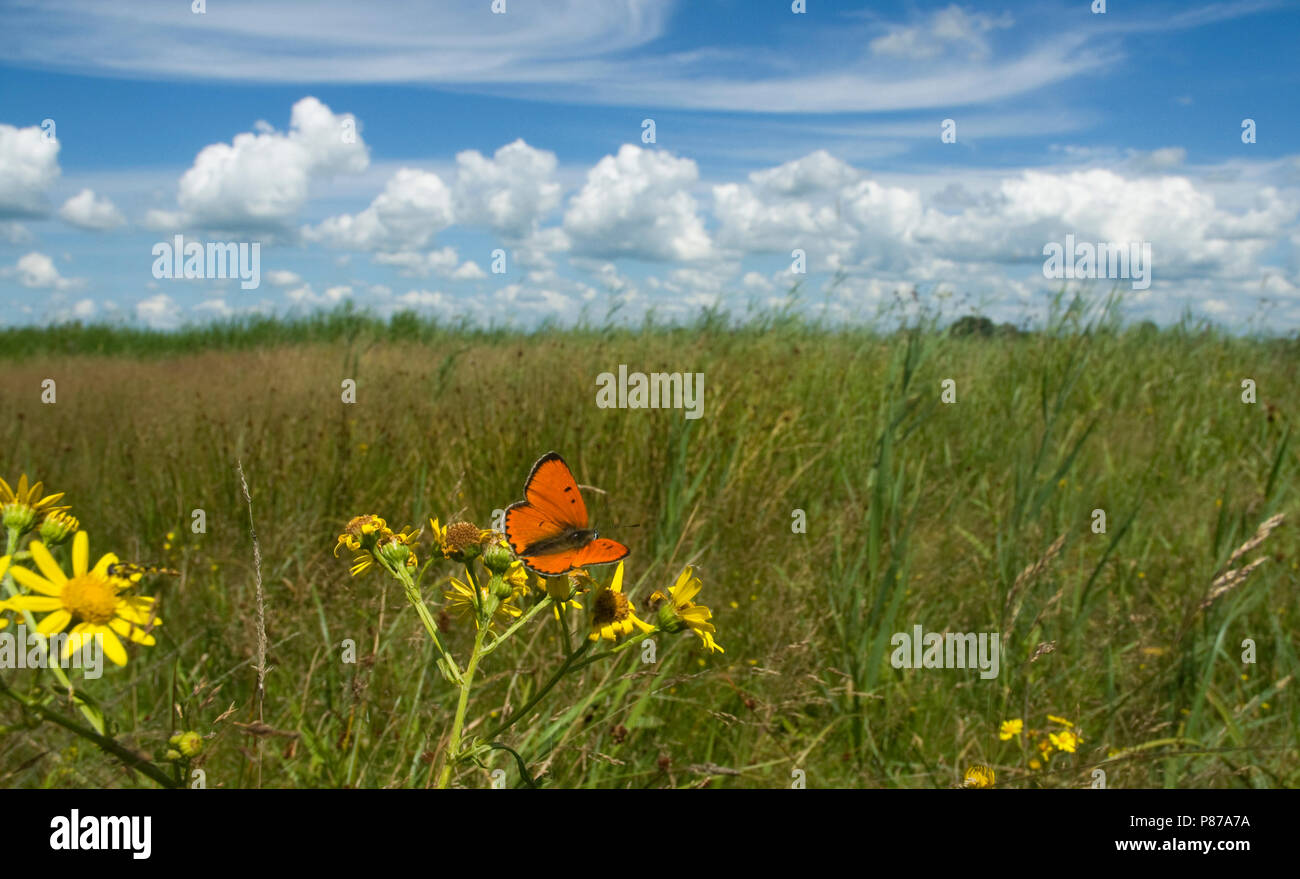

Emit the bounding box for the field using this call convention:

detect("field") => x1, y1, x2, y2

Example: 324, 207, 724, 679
1, 298, 1297, 789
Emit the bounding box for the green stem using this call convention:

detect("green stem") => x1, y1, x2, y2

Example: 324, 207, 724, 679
569, 629, 657, 672
487, 638, 594, 741
390, 562, 461, 685
0, 674, 178, 788
480, 596, 553, 657
438, 622, 486, 789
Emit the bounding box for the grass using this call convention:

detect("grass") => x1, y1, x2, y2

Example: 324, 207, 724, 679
1, 295, 1297, 788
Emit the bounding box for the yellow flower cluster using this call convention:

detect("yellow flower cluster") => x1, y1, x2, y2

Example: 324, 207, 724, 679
1, 474, 163, 667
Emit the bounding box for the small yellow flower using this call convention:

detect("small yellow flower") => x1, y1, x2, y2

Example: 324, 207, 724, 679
443, 570, 520, 629
1028, 758, 1042, 770
646, 565, 723, 653
589, 562, 652, 643
537, 571, 584, 620
1049, 730, 1082, 753
0, 475, 69, 535
998, 718, 1023, 741
5, 532, 161, 666
962, 765, 995, 788
335, 514, 389, 557
1046, 714, 1074, 728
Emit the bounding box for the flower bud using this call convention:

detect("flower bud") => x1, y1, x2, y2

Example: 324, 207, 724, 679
39, 511, 79, 546
482, 541, 513, 575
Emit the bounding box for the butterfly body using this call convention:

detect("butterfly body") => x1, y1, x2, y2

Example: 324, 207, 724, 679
505, 452, 629, 576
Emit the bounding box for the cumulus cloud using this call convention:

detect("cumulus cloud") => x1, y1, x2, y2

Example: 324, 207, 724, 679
564, 145, 712, 262
265, 269, 302, 286
453, 139, 562, 240
165, 97, 368, 231
303, 167, 453, 251
6, 251, 80, 290
0, 122, 60, 217
711, 153, 1298, 289
58, 189, 126, 230
136, 293, 182, 329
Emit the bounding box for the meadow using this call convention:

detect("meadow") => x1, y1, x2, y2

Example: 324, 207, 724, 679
0, 296, 1296, 788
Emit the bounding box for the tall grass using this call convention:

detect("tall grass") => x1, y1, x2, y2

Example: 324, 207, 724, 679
1, 298, 1296, 787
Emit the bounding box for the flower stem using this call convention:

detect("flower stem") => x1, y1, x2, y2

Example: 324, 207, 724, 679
480, 596, 553, 657
437, 621, 486, 789
392, 563, 461, 685
487, 638, 593, 741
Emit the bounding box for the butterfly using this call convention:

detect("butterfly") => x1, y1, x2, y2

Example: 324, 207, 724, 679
504, 452, 629, 577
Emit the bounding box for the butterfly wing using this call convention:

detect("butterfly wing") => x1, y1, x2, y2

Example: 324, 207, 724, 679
504, 452, 588, 556
569, 538, 629, 568
518, 539, 629, 577
522, 452, 589, 531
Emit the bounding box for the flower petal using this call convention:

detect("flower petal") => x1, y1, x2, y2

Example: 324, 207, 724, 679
6, 572, 64, 600
27, 541, 67, 587
6, 584, 64, 607
71, 531, 89, 576
36, 609, 72, 634
98, 626, 128, 666
92, 552, 119, 578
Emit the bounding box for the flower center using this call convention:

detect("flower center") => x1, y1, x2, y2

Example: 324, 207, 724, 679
61, 574, 119, 626
592, 589, 630, 626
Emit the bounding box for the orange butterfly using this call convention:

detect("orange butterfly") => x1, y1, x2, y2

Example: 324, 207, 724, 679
504, 452, 629, 576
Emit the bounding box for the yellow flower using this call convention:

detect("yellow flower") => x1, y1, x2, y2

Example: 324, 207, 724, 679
334, 515, 418, 577
5, 532, 161, 666
428, 517, 450, 554
1, 474, 69, 535
1049, 730, 1082, 753
998, 718, 1023, 741
589, 562, 652, 643
1046, 714, 1074, 728
962, 765, 995, 788
647, 565, 723, 653
537, 571, 584, 620
335, 514, 389, 556
443, 570, 520, 629
430, 517, 485, 562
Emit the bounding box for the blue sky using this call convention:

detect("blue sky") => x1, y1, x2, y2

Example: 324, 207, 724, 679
0, 0, 1297, 329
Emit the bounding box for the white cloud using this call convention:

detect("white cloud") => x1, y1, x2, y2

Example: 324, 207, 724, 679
0, 123, 60, 217
285, 283, 354, 307
7, 251, 79, 290
265, 269, 302, 286
372, 246, 460, 278
451, 261, 487, 280
454, 139, 562, 240
564, 145, 712, 262
136, 293, 182, 329
0, 221, 32, 243
58, 188, 126, 230
870, 5, 1014, 61
303, 167, 452, 250
167, 97, 368, 230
